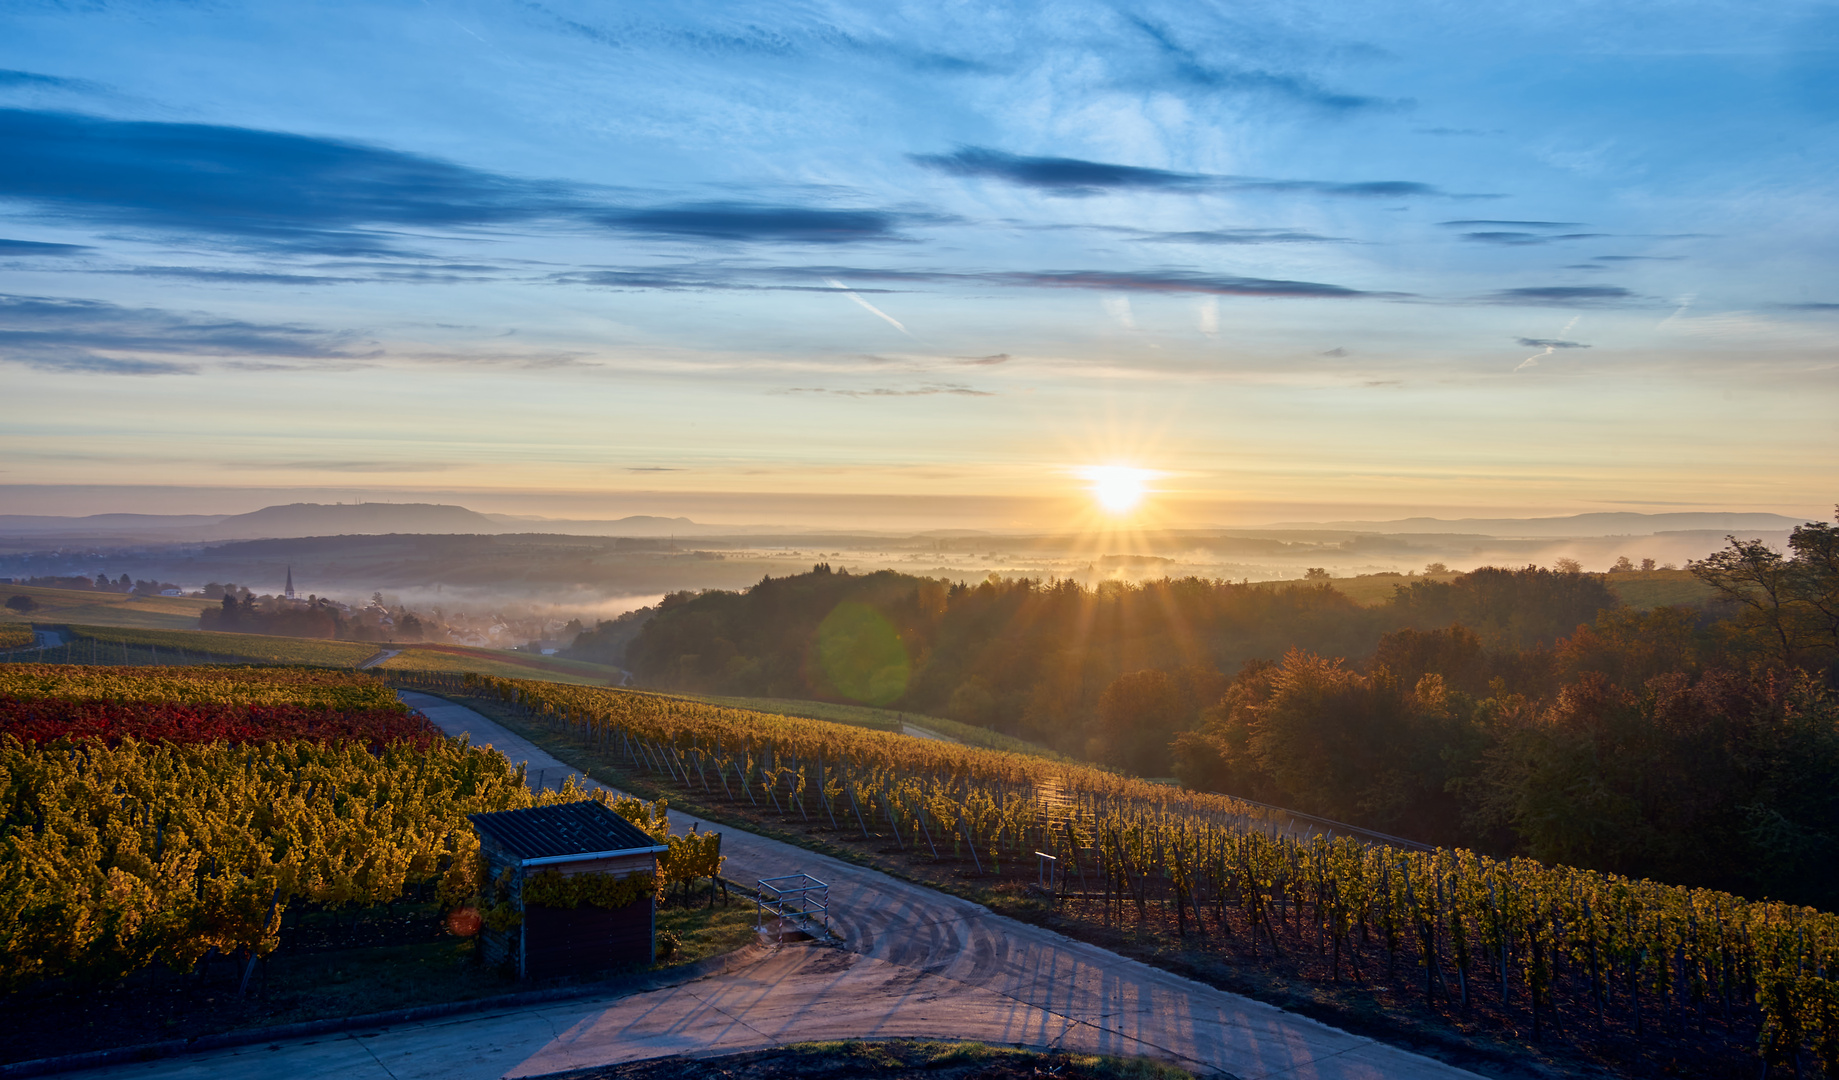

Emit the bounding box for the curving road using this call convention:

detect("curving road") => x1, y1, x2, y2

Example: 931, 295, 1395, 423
72, 693, 1483, 1080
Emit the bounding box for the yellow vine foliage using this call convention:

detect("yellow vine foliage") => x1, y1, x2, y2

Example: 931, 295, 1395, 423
427, 670, 1839, 1064
0, 732, 585, 990
0, 664, 404, 711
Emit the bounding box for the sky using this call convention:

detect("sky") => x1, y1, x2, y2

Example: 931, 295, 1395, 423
1, 0, 1836, 529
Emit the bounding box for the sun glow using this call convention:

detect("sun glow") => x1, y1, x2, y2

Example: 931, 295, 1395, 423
1085, 465, 1152, 514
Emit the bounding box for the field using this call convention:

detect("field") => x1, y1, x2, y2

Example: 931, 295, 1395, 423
1322, 571, 1461, 606
46, 624, 380, 667
0, 583, 215, 630
426, 672, 1839, 1079
1320, 569, 1718, 611
2, 622, 629, 683
381, 642, 623, 685
1602, 568, 1718, 609
669, 691, 1066, 759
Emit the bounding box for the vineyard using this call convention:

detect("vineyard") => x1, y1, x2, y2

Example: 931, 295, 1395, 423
675, 690, 1069, 759
0, 664, 403, 709
0, 665, 710, 999
376, 643, 619, 685
0, 624, 33, 650
405, 670, 1839, 1075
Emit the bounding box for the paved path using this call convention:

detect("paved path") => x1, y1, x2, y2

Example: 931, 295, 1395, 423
73, 694, 1482, 1080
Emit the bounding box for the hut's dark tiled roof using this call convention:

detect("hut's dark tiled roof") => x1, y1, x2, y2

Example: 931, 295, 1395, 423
469, 800, 664, 862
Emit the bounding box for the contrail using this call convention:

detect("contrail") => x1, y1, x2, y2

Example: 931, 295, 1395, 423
1656, 292, 1695, 329
1517, 314, 1584, 371
825, 278, 910, 335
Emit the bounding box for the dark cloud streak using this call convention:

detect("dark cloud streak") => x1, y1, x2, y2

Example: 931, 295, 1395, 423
1461, 231, 1608, 245
0, 108, 920, 255
912, 146, 1462, 199
782, 384, 995, 398
1487, 286, 1636, 306
1121, 15, 1389, 113
592, 203, 913, 244
0, 293, 372, 375
0, 238, 90, 256
562, 263, 1390, 300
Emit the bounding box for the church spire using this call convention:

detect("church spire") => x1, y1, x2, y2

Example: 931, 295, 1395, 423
284, 566, 296, 600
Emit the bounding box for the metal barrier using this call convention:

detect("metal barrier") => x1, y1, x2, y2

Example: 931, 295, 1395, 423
756, 873, 831, 940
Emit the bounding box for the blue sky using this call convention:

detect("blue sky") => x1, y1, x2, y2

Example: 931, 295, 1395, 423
1, 1, 1835, 527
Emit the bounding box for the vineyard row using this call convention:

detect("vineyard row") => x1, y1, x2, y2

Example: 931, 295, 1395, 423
398, 669, 1839, 1070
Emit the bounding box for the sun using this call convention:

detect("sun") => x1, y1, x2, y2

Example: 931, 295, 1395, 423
1084, 465, 1152, 514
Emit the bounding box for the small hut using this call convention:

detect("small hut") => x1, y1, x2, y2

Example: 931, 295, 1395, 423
468, 800, 669, 979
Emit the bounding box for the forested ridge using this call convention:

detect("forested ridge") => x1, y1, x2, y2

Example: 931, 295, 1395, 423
610, 510, 1839, 909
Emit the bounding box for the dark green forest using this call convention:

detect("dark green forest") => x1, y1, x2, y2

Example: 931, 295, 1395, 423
586, 511, 1839, 907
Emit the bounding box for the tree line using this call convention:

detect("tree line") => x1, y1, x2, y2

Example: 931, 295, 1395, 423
611, 509, 1839, 908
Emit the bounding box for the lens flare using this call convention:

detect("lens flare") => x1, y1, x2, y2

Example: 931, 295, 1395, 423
1085, 466, 1151, 514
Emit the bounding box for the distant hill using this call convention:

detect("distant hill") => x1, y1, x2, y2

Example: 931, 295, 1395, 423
206, 502, 500, 539
1266, 511, 1809, 538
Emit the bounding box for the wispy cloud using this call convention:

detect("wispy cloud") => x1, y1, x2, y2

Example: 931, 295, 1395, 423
0, 292, 372, 375
0, 238, 90, 256
552, 269, 886, 292
1440, 219, 1585, 229
597, 203, 918, 244
1515, 316, 1586, 370
107, 266, 372, 285
559, 263, 1388, 300
1487, 286, 1636, 306
0, 70, 106, 94
1120, 15, 1392, 113
780, 384, 994, 398
1460, 231, 1607, 245
994, 269, 1389, 299
220, 460, 459, 472
1129, 228, 1344, 245
912, 146, 1469, 199
0, 108, 919, 255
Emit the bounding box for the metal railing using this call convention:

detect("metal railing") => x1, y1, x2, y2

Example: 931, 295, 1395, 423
756, 873, 831, 940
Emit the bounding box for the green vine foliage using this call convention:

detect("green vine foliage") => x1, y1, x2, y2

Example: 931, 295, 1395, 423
481, 898, 523, 932
522, 869, 659, 910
